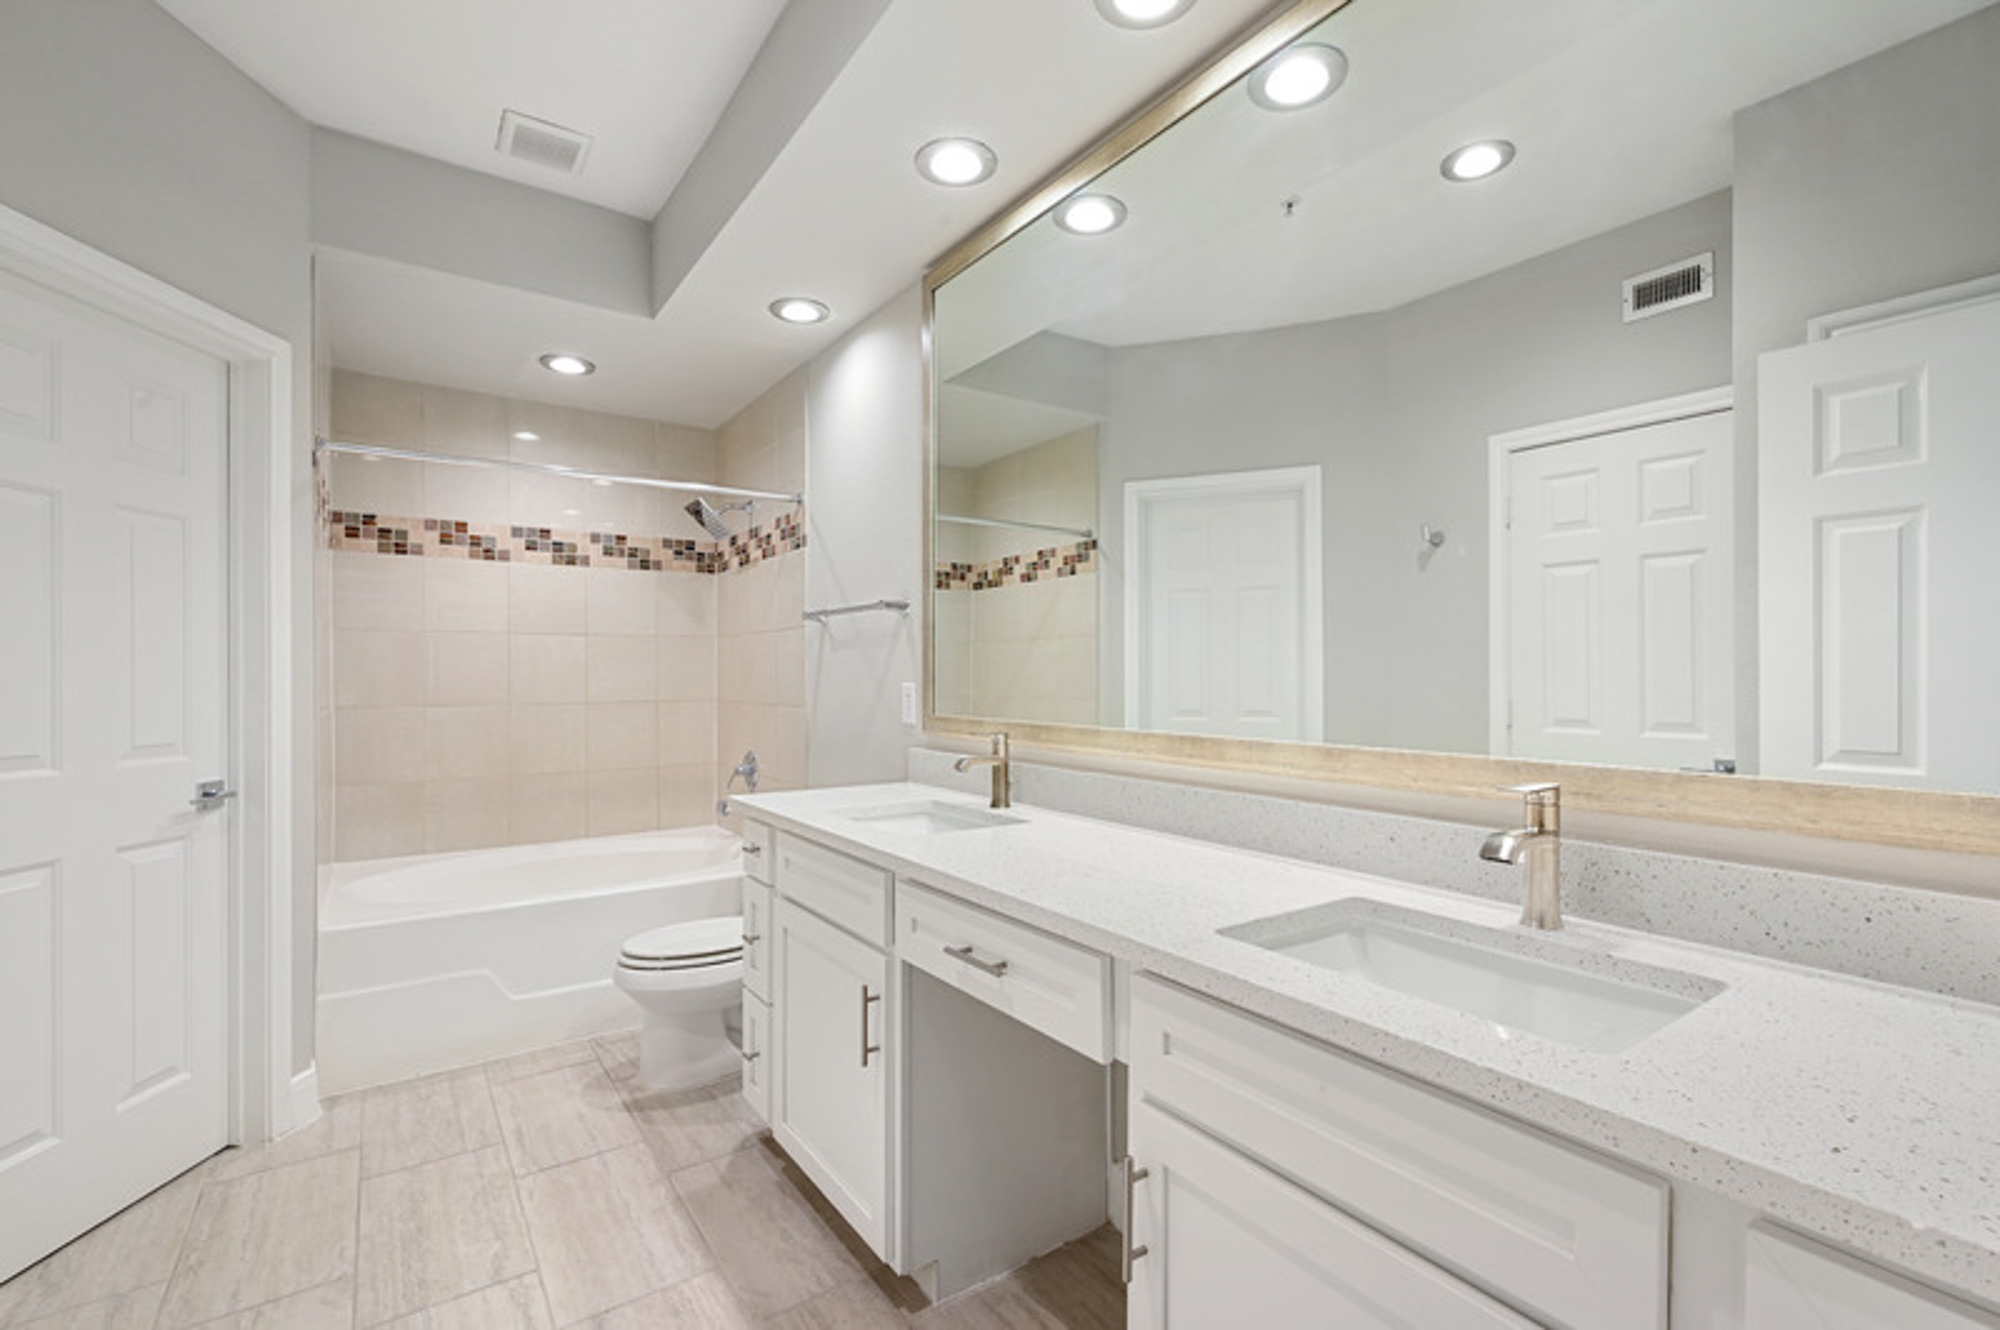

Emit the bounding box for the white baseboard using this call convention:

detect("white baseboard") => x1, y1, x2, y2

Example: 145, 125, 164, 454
284, 1064, 321, 1138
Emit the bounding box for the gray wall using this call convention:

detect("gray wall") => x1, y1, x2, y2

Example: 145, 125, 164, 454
0, 0, 320, 1076
1096, 191, 1733, 751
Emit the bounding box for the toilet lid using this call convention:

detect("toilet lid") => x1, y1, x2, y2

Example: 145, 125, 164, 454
620, 915, 743, 970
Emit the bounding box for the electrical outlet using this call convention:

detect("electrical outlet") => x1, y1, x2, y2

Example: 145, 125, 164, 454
900, 681, 918, 725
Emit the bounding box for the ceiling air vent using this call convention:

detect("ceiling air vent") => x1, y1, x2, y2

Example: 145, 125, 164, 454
1623, 252, 1714, 323
495, 109, 592, 176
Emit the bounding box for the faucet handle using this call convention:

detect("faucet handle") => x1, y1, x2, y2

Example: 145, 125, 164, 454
1504, 781, 1560, 801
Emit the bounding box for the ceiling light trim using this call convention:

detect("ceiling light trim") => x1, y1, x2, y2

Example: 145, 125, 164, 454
539, 352, 597, 376
916, 137, 999, 187
1093, 0, 1198, 30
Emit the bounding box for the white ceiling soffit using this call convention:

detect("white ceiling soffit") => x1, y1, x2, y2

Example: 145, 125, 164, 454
156, 0, 788, 219
310, 0, 1286, 427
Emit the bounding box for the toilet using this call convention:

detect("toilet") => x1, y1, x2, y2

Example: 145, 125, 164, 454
612, 915, 745, 1093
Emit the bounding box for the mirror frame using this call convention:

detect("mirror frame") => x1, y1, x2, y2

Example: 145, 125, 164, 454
921, 0, 2000, 858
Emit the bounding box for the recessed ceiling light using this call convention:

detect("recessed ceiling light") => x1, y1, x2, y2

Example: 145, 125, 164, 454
1054, 194, 1128, 236
769, 297, 831, 325
1093, 0, 1196, 29
915, 137, 998, 187
538, 353, 595, 376
511, 430, 540, 442
1441, 139, 1516, 182
1248, 43, 1348, 111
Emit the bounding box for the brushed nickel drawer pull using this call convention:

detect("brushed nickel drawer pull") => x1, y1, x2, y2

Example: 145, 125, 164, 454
740, 842, 762, 855
860, 986, 882, 1067
741, 932, 762, 946
1121, 1155, 1151, 1284
943, 943, 1009, 978
741, 1049, 761, 1062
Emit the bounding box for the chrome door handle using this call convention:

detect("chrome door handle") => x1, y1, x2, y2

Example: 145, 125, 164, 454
189, 780, 238, 810
859, 986, 882, 1067
943, 944, 1009, 978
1121, 1155, 1151, 1284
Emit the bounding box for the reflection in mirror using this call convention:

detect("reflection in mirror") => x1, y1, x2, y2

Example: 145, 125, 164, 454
930, 0, 2000, 796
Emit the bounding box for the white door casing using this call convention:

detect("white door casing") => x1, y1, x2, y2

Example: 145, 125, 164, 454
1124, 467, 1323, 742
1489, 390, 1735, 771
0, 205, 296, 1280
1758, 289, 2000, 791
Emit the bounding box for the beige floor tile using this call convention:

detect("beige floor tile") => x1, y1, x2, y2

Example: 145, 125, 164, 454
371, 1274, 552, 1329
591, 1032, 641, 1085
491, 1062, 640, 1176
576, 1272, 754, 1329
670, 1145, 875, 1319
517, 1142, 713, 1327
624, 1073, 763, 1174
12, 1282, 164, 1330
907, 1228, 1122, 1330
762, 1276, 913, 1330
353, 1147, 535, 1327
483, 1038, 600, 1087
362, 1068, 503, 1177
205, 1095, 364, 1184
0, 1164, 205, 1323
184, 1278, 353, 1329
157, 1151, 360, 1329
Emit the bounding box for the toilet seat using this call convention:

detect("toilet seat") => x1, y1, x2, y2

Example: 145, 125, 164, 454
618, 915, 743, 972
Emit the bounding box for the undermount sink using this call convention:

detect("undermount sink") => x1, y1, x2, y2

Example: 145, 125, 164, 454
1222, 900, 1722, 1054
840, 799, 1024, 835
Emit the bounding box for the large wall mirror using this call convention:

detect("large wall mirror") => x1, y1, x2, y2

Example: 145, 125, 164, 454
926, 0, 2000, 853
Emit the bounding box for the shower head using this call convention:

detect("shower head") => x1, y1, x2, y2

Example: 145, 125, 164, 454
684, 496, 753, 540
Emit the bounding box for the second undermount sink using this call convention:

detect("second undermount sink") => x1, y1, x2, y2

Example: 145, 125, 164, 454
840, 799, 1024, 835
1222, 900, 1722, 1054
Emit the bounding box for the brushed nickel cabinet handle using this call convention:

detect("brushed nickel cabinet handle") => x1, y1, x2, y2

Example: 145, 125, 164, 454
943, 943, 1009, 978
859, 986, 882, 1067
1121, 1155, 1151, 1284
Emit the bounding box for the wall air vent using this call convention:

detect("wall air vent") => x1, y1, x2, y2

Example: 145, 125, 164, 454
1622, 252, 1714, 323
496, 109, 592, 176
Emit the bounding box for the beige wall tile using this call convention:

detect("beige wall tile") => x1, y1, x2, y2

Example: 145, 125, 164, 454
577, 410, 654, 477
657, 572, 717, 637
509, 705, 587, 775
335, 707, 425, 776
585, 480, 659, 536
652, 422, 716, 481
718, 553, 804, 637
327, 457, 425, 518
426, 632, 510, 708
421, 384, 507, 458
330, 371, 423, 447
587, 569, 657, 636
509, 565, 588, 635
334, 784, 425, 862
333, 630, 425, 708
716, 704, 806, 790
587, 769, 658, 836
656, 636, 717, 702
423, 560, 509, 633
423, 707, 511, 780
656, 702, 717, 770
506, 404, 585, 461
509, 635, 587, 705
421, 456, 510, 518
587, 637, 656, 703
508, 774, 588, 846
507, 470, 591, 530
587, 703, 659, 771
331, 553, 425, 631
422, 778, 512, 853
658, 764, 717, 829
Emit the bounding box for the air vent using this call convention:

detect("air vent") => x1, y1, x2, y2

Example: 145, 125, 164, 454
1623, 252, 1714, 323
495, 109, 592, 176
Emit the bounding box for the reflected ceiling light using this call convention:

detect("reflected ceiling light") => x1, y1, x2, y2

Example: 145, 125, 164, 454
1441, 139, 1516, 182
915, 137, 998, 187
769, 297, 831, 325
511, 430, 540, 442
1093, 0, 1196, 29
538, 353, 595, 376
1248, 43, 1348, 111
1054, 193, 1127, 235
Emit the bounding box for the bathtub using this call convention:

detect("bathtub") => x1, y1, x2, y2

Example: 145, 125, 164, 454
317, 827, 742, 1093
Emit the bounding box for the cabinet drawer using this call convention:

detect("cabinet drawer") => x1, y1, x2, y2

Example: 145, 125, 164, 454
740, 820, 775, 886
1745, 1222, 1995, 1329
740, 991, 771, 1124
1132, 975, 1668, 1330
775, 832, 891, 945
896, 880, 1110, 1063
742, 878, 774, 1001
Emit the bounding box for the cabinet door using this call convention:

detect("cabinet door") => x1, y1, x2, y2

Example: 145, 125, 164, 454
742, 878, 773, 1001
772, 899, 890, 1257
739, 992, 771, 1124
1129, 1102, 1538, 1330
1745, 1223, 1997, 1329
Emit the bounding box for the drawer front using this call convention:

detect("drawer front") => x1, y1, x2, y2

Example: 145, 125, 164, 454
1132, 975, 1668, 1330
740, 991, 771, 1124
742, 879, 774, 1001
775, 832, 891, 945
896, 880, 1110, 1063
741, 820, 775, 885
1745, 1223, 1995, 1330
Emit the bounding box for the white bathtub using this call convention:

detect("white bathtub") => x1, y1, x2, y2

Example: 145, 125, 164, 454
317, 828, 742, 1093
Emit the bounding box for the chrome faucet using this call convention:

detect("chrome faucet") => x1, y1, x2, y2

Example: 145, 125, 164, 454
1480, 782, 1562, 930
953, 732, 1011, 809
716, 749, 760, 818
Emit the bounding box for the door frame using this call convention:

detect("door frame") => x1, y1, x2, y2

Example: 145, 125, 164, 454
1122, 465, 1324, 739
1486, 386, 1732, 758
0, 204, 301, 1146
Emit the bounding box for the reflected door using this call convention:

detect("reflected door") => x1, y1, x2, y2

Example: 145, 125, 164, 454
1126, 468, 1323, 742
1502, 409, 1735, 769
1758, 293, 2000, 791
0, 270, 229, 1278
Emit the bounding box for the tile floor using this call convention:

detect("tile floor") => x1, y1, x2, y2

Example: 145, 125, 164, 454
0, 1033, 1124, 1329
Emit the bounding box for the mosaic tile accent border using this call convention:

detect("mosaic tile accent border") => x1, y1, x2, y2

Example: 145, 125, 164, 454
935, 538, 1096, 591
327, 508, 805, 574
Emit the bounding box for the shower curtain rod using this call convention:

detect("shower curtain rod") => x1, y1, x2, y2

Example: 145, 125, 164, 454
935, 512, 1094, 540
313, 438, 804, 506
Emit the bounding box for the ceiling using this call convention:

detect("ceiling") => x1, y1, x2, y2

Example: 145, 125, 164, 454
155, 0, 1288, 427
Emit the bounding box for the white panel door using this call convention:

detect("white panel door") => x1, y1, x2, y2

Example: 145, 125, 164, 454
1504, 410, 1734, 769
0, 270, 229, 1279
1128, 468, 1322, 742
1758, 295, 2000, 790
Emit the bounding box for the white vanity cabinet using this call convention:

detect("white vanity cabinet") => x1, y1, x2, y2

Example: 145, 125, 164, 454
1128, 975, 1670, 1330
766, 830, 895, 1258
1744, 1223, 1998, 1329
738, 821, 775, 1123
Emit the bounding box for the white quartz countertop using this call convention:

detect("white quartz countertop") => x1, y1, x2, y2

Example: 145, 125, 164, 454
735, 782, 2000, 1305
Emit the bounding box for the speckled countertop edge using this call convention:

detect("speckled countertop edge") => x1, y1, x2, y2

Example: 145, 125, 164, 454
736, 782, 2000, 1307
